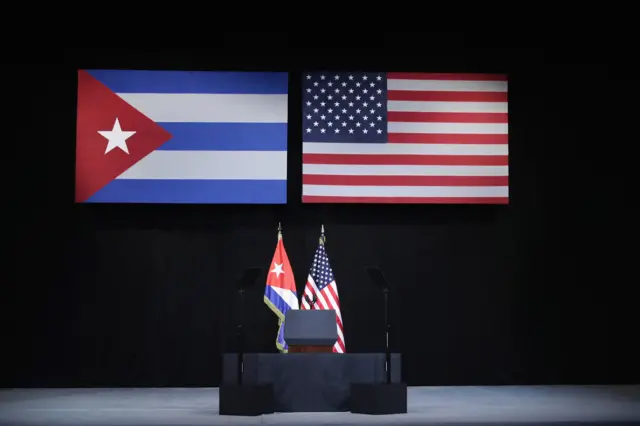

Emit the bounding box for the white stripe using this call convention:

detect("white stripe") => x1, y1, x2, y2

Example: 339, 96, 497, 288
116, 93, 288, 123
305, 278, 345, 352
302, 286, 314, 309
389, 122, 508, 134
388, 100, 508, 114
303, 164, 508, 177
319, 289, 344, 352
271, 287, 299, 310
303, 142, 507, 156
388, 79, 507, 92
324, 282, 342, 323
336, 326, 345, 346
303, 185, 509, 198
308, 277, 332, 313
116, 151, 287, 180
306, 278, 342, 325
302, 284, 315, 310
321, 288, 341, 322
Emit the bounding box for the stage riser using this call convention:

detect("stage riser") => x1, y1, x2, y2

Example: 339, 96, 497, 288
222, 353, 402, 412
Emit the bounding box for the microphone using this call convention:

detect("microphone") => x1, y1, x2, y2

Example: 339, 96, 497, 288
304, 293, 317, 308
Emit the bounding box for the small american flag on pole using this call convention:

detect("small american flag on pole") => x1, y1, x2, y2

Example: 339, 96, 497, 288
302, 72, 509, 204
301, 227, 345, 353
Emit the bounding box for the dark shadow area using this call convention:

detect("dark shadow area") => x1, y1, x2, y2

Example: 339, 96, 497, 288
7, 39, 638, 387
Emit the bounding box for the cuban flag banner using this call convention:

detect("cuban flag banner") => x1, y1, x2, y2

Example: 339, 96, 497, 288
263, 228, 298, 352
75, 70, 288, 204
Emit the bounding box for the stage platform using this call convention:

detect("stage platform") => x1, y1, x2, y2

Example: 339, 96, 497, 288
1, 386, 639, 425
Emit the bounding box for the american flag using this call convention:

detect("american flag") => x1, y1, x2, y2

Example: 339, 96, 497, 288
300, 232, 345, 353
301, 72, 509, 204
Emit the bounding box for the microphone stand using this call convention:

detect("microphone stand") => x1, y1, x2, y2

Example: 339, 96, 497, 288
304, 293, 317, 309
220, 266, 270, 416
365, 266, 393, 385
232, 267, 261, 386
237, 287, 245, 385
353, 266, 407, 414
383, 286, 391, 384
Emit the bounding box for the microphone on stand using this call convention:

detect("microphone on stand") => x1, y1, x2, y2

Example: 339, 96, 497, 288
351, 266, 407, 414
304, 293, 317, 308
365, 266, 392, 385
235, 267, 262, 386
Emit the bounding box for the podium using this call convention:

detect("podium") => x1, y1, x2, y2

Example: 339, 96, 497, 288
284, 310, 337, 353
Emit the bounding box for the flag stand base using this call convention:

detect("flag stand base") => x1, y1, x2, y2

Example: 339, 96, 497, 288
219, 383, 274, 416
349, 382, 407, 414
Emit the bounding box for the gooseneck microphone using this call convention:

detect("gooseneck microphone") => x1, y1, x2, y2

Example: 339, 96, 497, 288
304, 293, 317, 308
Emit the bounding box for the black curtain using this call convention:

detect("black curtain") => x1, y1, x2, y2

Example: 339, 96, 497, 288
7, 41, 638, 387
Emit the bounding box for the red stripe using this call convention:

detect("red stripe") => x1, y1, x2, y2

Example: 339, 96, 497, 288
388, 133, 509, 144
308, 284, 345, 353
303, 196, 509, 204
303, 174, 508, 187
388, 111, 508, 123
315, 291, 329, 310
304, 288, 329, 311
301, 287, 317, 309
388, 90, 507, 102
303, 154, 508, 166
333, 311, 343, 330
388, 72, 507, 81
325, 285, 341, 308
324, 286, 344, 339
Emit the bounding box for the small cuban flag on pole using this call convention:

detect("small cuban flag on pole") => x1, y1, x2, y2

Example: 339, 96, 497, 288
263, 223, 299, 352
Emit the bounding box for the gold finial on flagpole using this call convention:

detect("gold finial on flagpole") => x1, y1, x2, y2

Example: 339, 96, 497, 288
320, 224, 326, 245
278, 222, 282, 240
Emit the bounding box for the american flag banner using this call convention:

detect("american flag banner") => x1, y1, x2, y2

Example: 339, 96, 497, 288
300, 228, 345, 353
302, 72, 508, 204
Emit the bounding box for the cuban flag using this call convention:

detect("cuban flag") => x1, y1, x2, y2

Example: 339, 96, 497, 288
75, 70, 288, 204
263, 228, 298, 352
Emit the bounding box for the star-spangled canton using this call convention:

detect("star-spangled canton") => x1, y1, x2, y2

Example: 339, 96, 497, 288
303, 72, 387, 143
310, 243, 334, 291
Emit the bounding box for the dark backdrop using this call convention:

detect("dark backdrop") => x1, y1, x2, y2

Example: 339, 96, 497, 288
8, 40, 638, 387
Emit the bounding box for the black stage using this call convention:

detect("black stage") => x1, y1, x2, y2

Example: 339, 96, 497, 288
1, 386, 640, 425
222, 353, 402, 411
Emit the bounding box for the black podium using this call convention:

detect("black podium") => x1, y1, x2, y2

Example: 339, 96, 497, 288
284, 309, 337, 353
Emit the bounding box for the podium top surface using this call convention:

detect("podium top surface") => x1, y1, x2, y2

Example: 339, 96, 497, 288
284, 310, 337, 346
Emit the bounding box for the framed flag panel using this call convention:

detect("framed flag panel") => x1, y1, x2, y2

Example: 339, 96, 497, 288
301, 72, 508, 204
76, 70, 288, 204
